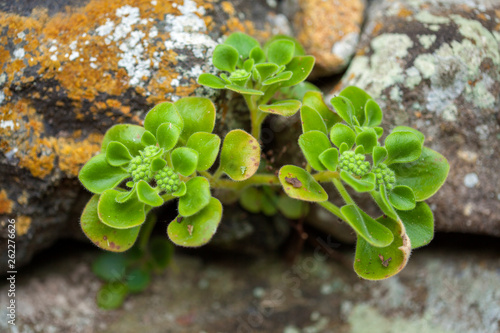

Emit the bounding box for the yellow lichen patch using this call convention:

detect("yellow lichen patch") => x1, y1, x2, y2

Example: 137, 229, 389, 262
397, 8, 413, 18
221, 1, 235, 16
16, 215, 32, 236
0, 189, 13, 214
293, 0, 364, 74
51, 133, 102, 177
17, 191, 29, 206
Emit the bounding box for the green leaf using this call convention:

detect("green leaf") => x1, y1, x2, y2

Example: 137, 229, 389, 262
396, 202, 434, 249
174, 97, 216, 141
371, 186, 398, 220
220, 73, 232, 84
264, 35, 305, 56
389, 185, 416, 211
392, 126, 425, 145
302, 91, 342, 130
341, 204, 393, 247
126, 268, 150, 293
156, 122, 181, 151
391, 147, 449, 201
262, 71, 293, 85
354, 215, 411, 280
277, 194, 309, 219
340, 171, 376, 192
354, 145, 365, 155
280, 56, 315, 88
259, 99, 301, 117
298, 130, 331, 171
144, 102, 183, 140
186, 132, 221, 171
339, 142, 349, 154
330, 123, 355, 149
301, 105, 327, 135
151, 158, 167, 172
339, 86, 373, 125
224, 32, 260, 65
278, 82, 321, 101
136, 180, 163, 207
105, 141, 133, 167
178, 177, 211, 217
102, 124, 146, 156
384, 131, 422, 165
254, 63, 279, 81
279, 165, 328, 202
79, 154, 129, 194
229, 69, 251, 84
171, 147, 199, 177
364, 99, 383, 127
261, 195, 278, 216
374, 127, 384, 138
115, 187, 137, 204
250, 46, 265, 63
243, 58, 254, 72
149, 236, 174, 269
168, 197, 222, 247
92, 252, 127, 281
140, 130, 157, 147
267, 39, 295, 66
212, 44, 239, 72
98, 189, 146, 229
355, 128, 378, 154
318, 148, 339, 172
220, 129, 260, 181
373, 146, 387, 166
197, 73, 226, 89
81, 195, 140, 252
331, 96, 356, 126
239, 187, 263, 213
97, 282, 128, 310
172, 181, 187, 197
225, 84, 264, 96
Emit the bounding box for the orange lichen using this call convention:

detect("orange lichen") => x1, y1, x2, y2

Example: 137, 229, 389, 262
221, 1, 235, 16
16, 215, 32, 236
397, 8, 413, 18
17, 191, 29, 206
0, 190, 13, 214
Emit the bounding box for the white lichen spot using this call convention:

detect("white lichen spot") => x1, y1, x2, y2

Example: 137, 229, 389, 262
464, 173, 479, 188
49, 45, 57, 53
405, 66, 422, 89
69, 51, 80, 61
417, 34, 437, 49
269, 14, 292, 36
151, 0, 157, 5
69, 41, 78, 51
266, 0, 277, 8
415, 11, 450, 24
0, 120, 15, 129
0, 91, 4, 104
0, 73, 6, 85
441, 104, 458, 121
414, 54, 436, 79
170, 78, 180, 87
389, 86, 402, 102
332, 32, 359, 63
17, 31, 26, 39
475, 124, 489, 140
13, 47, 25, 59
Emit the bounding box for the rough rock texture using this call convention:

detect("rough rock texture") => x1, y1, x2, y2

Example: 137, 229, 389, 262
329, 0, 500, 237
1, 236, 498, 332
282, 0, 365, 77
0, 0, 293, 270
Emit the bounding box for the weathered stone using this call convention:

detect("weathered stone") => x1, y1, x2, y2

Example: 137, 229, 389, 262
0, 0, 293, 270
329, 0, 500, 237
282, 0, 365, 77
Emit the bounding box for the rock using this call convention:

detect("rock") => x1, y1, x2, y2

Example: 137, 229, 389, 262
329, 0, 500, 237
282, 0, 365, 77
0, 0, 293, 270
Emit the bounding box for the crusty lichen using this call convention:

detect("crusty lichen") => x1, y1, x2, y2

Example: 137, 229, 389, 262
0, 189, 13, 214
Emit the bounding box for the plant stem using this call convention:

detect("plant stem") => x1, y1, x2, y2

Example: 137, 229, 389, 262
138, 214, 156, 252
211, 173, 280, 191
318, 201, 345, 221
332, 176, 355, 205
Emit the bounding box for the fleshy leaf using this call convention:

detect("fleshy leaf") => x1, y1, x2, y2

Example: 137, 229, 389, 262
364, 99, 383, 127
212, 44, 238, 72
339, 142, 349, 154
243, 58, 255, 72
79, 154, 129, 194
92, 252, 127, 281
298, 130, 331, 171
168, 197, 222, 247
98, 189, 146, 229
355, 128, 378, 154
126, 268, 151, 293
373, 146, 387, 166
331, 96, 356, 126
330, 123, 355, 149
172, 181, 187, 197
374, 127, 384, 138
156, 122, 181, 151
151, 158, 167, 172
140, 130, 157, 147
254, 63, 279, 81
302, 91, 342, 130
186, 132, 221, 171
224, 32, 259, 65
300, 105, 327, 135
136, 180, 163, 207
278, 165, 328, 202
384, 131, 422, 165
115, 187, 137, 204
396, 202, 434, 249
371, 186, 398, 220
262, 71, 293, 85
340, 171, 376, 192
392, 126, 425, 145
388, 185, 416, 211
144, 102, 183, 139
319, 148, 339, 172
264, 34, 305, 56
391, 147, 449, 201
277, 194, 309, 219
220, 129, 260, 181
354, 215, 411, 280
239, 187, 263, 213
178, 177, 211, 217
267, 39, 295, 66
339, 86, 373, 125
225, 84, 264, 96
341, 204, 393, 247
81, 195, 140, 252
197, 73, 226, 89
97, 282, 128, 310
174, 97, 216, 141
250, 46, 265, 63
106, 141, 133, 167
354, 145, 365, 155
149, 236, 174, 269
280, 56, 315, 87
102, 124, 145, 156
171, 147, 199, 177
258, 99, 301, 117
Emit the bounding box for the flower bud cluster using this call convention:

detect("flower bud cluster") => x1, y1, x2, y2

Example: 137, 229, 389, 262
372, 163, 396, 190
128, 146, 160, 183
339, 151, 371, 177
154, 166, 181, 193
